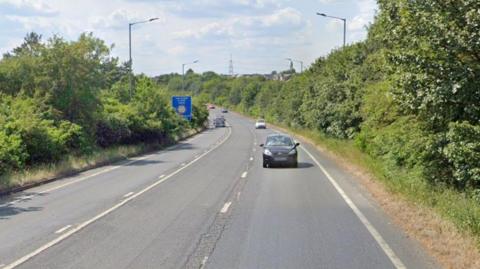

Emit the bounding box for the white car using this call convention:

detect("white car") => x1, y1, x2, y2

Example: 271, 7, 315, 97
255, 119, 267, 129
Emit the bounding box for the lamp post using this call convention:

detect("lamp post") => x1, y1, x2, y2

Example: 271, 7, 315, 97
287, 58, 304, 73
128, 17, 159, 97
182, 60, 199, 91
316, 12, 346, 47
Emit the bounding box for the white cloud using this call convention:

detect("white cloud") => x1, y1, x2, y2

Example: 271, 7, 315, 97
0, 0, 378, 75
174, 7, 305, 41
91, 8, 166, 30
0, 0, 58, 16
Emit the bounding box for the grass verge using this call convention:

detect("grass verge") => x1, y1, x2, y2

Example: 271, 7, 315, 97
0, 129, 201, 194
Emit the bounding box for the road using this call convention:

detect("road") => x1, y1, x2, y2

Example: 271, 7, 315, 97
0, 110, 439, 269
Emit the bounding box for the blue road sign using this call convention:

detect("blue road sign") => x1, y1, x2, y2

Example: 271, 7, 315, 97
172, 96, 192, 120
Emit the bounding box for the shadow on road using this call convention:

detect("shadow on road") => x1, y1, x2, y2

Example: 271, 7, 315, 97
0, 205, 42, 220
167, 143, 197, 152
126, 159, 163, 166
267, 162, 314, 169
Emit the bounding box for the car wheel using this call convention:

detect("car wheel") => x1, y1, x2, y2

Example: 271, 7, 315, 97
263, 161, 268, 168
292, 161, 298, 168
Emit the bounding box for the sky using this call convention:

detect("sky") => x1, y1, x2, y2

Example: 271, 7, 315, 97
0, 0, 378, 75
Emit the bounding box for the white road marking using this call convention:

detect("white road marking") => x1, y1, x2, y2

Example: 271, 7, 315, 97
159, 175, 165, 179
123, 192, 134, 198
181, 162, 186, 166
54, 225, 72, 234
3, 127, 232, 269
301, 146, 407, 269
241, 172, 248, 178
200, 256, 209, 269
236, 192, 241, 201
0, 264, 5, 268
37, 155, 152, 195
0, 132, 208, 207
249, 157, 254, 161
220, 202, 232, 214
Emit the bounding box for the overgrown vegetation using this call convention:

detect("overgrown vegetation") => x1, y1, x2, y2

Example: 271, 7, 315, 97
155, 1, 480, 239
0, 33, 208, 188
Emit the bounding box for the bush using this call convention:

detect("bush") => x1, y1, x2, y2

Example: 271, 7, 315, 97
444, 122, 480, 188
0, 132, 27, 174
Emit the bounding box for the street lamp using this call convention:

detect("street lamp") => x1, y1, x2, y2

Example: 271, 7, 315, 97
128, 17, 159, 97
285, 58, 294, 72
182, 60, 199, 91
286, 58, 304, 73
316, 12, 346, 47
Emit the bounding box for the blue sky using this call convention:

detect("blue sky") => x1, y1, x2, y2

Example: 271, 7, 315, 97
0, 0, 378, 75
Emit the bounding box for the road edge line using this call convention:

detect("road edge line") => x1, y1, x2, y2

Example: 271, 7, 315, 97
3, 127, 232, 269
301, 146, 407, 269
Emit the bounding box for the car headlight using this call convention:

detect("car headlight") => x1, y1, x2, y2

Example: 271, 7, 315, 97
264, 149, 273, 156
288, 148, 297, 155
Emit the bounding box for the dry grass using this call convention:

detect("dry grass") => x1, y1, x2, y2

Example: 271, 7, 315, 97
0, 129, 200, 192
0, 144, 157, 191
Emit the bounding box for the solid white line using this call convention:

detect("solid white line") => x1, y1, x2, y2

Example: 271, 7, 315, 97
241, 172, 248, 178
301, 146, 407, 269
3, 128, 232, 269
54, 225, 72, 234
158, 174, 165, 179
123, 192, 134, 198
7, 132, 206, 202
220, 202, 232, 214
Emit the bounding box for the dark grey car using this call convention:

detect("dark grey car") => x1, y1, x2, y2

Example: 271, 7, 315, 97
260, 134, 299, 168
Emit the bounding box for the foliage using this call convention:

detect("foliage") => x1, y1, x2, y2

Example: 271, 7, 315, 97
0, 33, 207, 179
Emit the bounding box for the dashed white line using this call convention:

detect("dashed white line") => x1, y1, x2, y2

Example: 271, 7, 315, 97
54, 225, 72, 234
200, 256, 209, 269
241, 172, 248, 178
2, 127, 233, 269
220, 202, 232, 214
301, 146, 407, 269
236, 192, 241, 201
18, 195, 34, 200
249, 157, 254, 161
123, 192, 134, 198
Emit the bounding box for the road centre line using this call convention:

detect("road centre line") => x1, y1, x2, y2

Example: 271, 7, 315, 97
301, 146, 407, 269
220, 202, 232, 214
3, 127, 232, 269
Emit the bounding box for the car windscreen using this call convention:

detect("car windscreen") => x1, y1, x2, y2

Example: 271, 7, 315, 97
257, 120, 265, 123
265, 136, 293, 147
